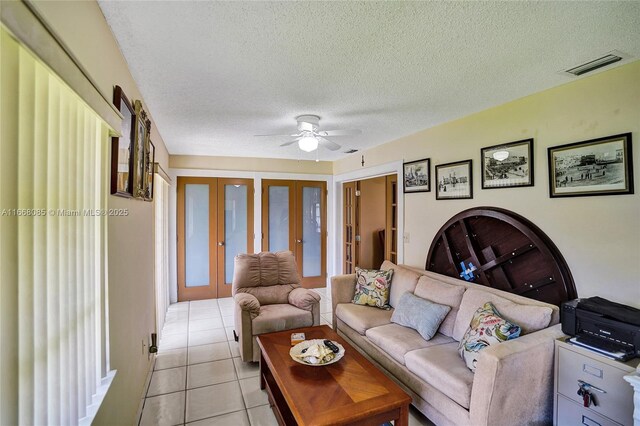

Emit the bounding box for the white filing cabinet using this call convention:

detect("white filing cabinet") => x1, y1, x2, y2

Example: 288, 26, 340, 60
554, 338, 640, 426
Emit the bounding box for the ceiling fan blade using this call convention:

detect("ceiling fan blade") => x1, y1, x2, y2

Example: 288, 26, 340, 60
279, 139, 300, 147
255, 133, 301, 137
319, 129, 362, 137
317, 137, 341, 151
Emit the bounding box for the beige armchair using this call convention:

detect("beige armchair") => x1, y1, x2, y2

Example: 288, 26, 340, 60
232, 251, 321, 362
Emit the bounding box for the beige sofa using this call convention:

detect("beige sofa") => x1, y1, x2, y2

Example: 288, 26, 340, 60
331, 261, 564, 426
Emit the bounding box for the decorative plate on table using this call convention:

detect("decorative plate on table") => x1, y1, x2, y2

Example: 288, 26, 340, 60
289, 339, 345, 366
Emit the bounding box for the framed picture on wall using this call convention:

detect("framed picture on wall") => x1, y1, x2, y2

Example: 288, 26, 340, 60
133, 100, 151, 199
435, 160, 473, 200
145, 141, 155, 201
110, 86, 135, 197
481, 138, 534, 189
403, 158, 431, 193
548, 133, 633, 198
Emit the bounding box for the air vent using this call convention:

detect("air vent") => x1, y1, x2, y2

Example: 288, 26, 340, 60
344, 149, 358, 154
562, 51, 629, 77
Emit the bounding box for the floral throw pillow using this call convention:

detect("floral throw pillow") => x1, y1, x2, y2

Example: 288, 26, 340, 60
458, 302, 521, 372
352, 267, 394, 309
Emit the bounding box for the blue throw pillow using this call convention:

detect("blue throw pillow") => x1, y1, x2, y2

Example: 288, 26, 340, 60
390, 292, 451, 340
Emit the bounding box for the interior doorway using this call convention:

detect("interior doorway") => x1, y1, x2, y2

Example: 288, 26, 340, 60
176, 177, 254, 301
261, 179, 327, 288
343, 174, 397, 273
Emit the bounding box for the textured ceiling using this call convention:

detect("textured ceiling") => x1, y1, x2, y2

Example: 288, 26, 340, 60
98, 1, 640, 161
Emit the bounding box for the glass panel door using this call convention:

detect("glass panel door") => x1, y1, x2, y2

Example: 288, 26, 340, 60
295, 181, 326, 288
343, 181, 356, 274
177, 177, 217, 301
185, 184, 210, 286
261, 180, 295, 252
217, 178, 254, 298
177, 177, 253, 301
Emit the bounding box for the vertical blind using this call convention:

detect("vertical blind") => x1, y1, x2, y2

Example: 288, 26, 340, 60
0, 28, 112, 425
155, 174, 171, 338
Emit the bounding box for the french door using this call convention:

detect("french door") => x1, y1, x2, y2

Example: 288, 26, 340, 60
177, 177, 254, 301
343, 174, 398, 273
261, 179, 327, 288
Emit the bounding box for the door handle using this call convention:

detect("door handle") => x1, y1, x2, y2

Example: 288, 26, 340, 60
218, 241, 225, 246
296, 239, 303, 243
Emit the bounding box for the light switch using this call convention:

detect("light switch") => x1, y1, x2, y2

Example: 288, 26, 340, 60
403, 233, 410, 243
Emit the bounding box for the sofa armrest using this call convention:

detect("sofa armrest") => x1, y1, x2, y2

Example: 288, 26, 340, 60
331, 274, 356, 330
288, 287, 321, 311
469, 324, 565, 426
234, 292, 261, 320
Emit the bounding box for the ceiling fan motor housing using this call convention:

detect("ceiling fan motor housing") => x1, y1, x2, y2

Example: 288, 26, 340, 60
296, 114, 320, 133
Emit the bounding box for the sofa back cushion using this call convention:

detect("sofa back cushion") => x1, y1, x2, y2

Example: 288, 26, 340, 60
414, 275, 466, 338
233, 251, 300, 304
381, 261, 421, 308
452, 288, 553, 341
391, 292, 451, 341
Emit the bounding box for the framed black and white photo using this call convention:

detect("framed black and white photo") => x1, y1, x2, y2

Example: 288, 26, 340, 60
548, 133, 633, 198
436, 160, 473, 200
110, 86, 135, 197
481, 139, 533, 189
403, 158, 430, 193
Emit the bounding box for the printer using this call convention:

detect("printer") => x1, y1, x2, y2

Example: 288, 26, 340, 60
561, 296, 640, 361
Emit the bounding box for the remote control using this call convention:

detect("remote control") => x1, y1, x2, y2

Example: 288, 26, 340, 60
323, 340, 340, 353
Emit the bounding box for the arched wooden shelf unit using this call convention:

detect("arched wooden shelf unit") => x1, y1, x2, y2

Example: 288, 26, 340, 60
425, 207, 577, 306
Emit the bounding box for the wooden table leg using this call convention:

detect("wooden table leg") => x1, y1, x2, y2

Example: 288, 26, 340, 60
395, 404, 409, 426
259, 351, 266, 390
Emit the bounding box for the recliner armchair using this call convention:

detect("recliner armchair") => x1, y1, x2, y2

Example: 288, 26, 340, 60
232, 251, 321, 362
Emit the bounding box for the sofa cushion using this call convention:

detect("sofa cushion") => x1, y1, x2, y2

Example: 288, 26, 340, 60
352, 267, 394, 309
252, 304, 313, 335
391, 293, 450, 341
453, 288, 553, 341
335, 303, 393, 335
414, 275, 466, 338
459, 302, 522, 372
381, 261, 421, 308
405, 343, 475, 409
366, 323, 455, 365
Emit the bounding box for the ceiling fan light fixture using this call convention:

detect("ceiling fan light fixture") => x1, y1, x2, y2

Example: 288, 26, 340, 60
493, 150, 509, 161
298, 136, 318, 152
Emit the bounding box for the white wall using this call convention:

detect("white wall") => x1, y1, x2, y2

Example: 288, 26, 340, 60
334, 61, 640, 307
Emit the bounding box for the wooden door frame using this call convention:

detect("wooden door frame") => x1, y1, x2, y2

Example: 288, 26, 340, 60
177, 176, 218, 301
261, 179, 295, 252
216, 178, 254, 298
385, 174, 398, 263
342, 181, 356, 274
295, 180, 327, 288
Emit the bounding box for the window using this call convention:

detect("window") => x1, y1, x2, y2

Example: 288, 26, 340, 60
0, 27, 113, 425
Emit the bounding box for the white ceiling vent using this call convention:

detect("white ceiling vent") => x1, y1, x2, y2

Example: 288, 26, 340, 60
560, 50, 630, 77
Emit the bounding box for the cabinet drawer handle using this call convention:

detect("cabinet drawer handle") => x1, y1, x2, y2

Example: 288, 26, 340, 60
582, 364, 603, 378
578, 380, 606, 394
582, 415, 601, 426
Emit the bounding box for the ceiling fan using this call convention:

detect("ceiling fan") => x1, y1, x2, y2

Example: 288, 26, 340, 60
255, 115, 362, 152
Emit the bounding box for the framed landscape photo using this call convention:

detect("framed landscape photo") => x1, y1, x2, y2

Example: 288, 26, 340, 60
481, 138, 533, 189
435, 160, 473, 200
403, 158, 430, 193
548, 133, 633, 198
110, 86, 135, 197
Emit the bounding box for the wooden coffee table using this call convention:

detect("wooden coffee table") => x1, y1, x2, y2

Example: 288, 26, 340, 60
256, 325, 411, 426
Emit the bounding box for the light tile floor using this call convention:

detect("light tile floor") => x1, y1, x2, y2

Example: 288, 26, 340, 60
139, 287, 431, 425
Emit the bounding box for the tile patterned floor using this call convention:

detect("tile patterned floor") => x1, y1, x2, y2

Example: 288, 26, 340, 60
139, 287, 431, 426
